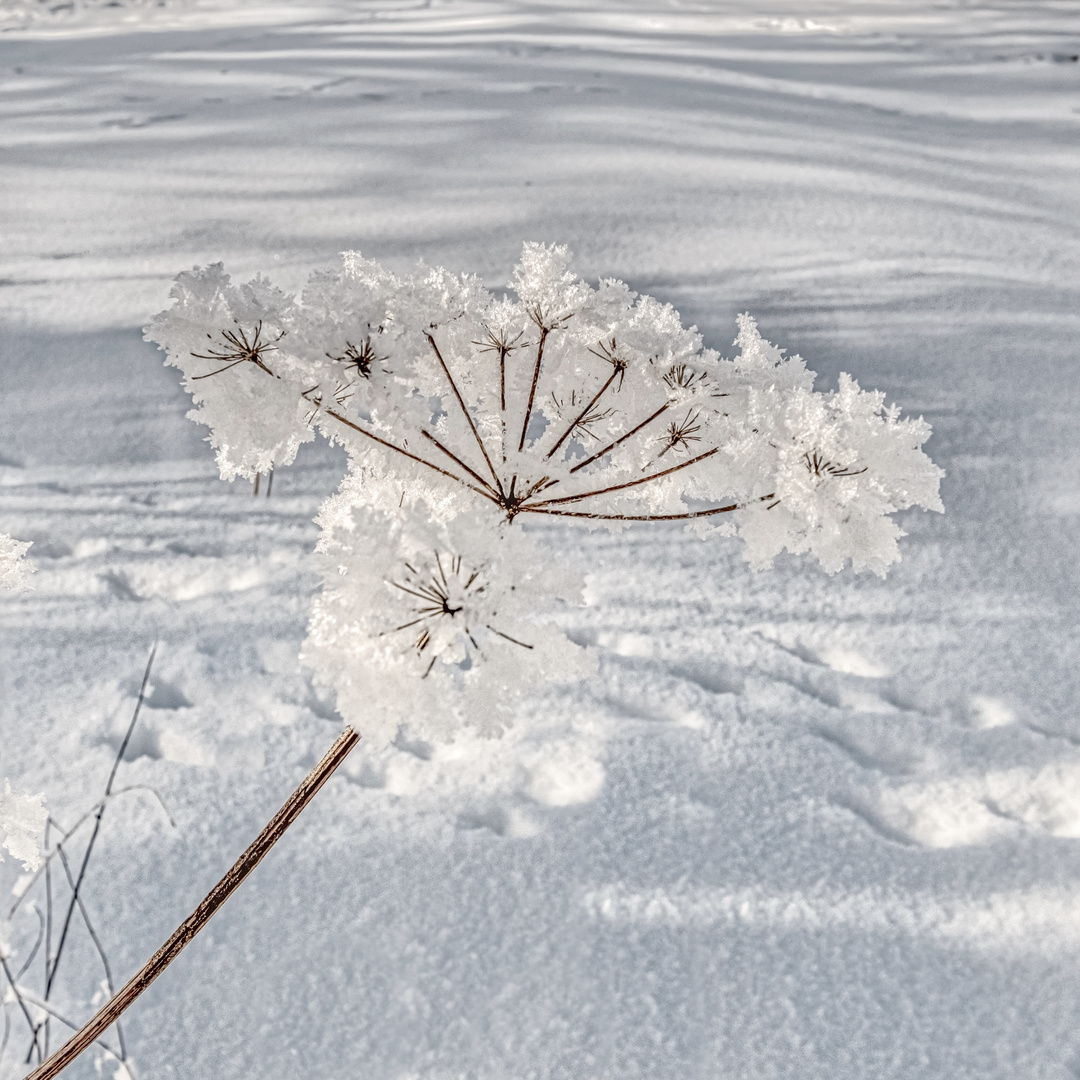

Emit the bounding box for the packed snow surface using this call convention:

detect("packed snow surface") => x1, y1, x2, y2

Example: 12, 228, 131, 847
1, 1, 1079, 1078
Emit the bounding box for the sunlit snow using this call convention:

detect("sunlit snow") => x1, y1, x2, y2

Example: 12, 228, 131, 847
1, 1, 1079, 1078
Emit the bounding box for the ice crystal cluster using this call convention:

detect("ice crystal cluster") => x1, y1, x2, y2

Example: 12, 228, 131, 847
0, 533, 34, 592
147, 243, 942, 745
0, 536, 43, 870
0, 782, 45, 872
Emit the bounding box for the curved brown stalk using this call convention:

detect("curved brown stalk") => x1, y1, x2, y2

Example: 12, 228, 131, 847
425, 334, 504, 497
520, 503, 740, 522
323, 409, 498, 506
24, 729, 360, 1080
523, 447, 719, 510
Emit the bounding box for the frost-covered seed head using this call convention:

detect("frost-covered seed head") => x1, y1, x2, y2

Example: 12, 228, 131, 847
147, 243, 944, 739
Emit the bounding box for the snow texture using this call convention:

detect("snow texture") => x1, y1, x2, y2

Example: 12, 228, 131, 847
1, 1, 1079, 1078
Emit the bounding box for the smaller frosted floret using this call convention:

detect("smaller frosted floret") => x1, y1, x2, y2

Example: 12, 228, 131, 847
735, 373, 943, 575
145, 263, 314, 481
302, 503, 594, 748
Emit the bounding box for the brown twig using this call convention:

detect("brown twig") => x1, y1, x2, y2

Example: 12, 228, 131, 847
426, 334, 504, 496
518, 327, 549, 453
323, 409, 498, 505
0, 955, 41, 1062
567, 404, 669, 475
471, 326, 523, 414
520, 503, 739, 521
524, 447, 720, 510
24, 727, 360, 1080
519, 492, 774, 522
545, 364, 622, 462
420, 431, 499, 496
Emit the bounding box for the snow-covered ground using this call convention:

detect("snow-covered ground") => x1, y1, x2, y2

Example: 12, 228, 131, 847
2, 0, 1080, 1077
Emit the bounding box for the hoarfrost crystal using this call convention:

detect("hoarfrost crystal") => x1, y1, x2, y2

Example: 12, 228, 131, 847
0, 781, 46, 872
0, 533, 34, 591
148, 243, 943, 745
0, 540, 43, 868
303, 501, 592, 748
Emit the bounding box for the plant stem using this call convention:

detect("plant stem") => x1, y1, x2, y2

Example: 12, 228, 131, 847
518, 328, 549, 453
425, 334, 504, 496
0, 955, 41, 1061
544, 367, 620, 462
524, 447, 719, 510
520, 503, 739, 521
43, 645, 156, 1004
323, 409, 497, 505
520, 492, 773, 522
14, 990, 124, 1062
419, 431, 499, 496
567, 404, 669, 475
24, 727, 360, 1080
53, 842, 125, 1061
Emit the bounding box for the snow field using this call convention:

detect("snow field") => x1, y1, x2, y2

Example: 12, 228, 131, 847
1, 1, 1080, 1078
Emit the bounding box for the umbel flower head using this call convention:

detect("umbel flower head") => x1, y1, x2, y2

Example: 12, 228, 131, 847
147, 243, 943, 745
303, 501, 592, 747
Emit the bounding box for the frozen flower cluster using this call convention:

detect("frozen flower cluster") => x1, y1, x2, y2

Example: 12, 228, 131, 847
303, 501, 592, 746
147, 243, 942, 743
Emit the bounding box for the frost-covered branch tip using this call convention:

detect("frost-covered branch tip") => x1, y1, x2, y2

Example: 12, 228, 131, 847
0, 536, 43, 868
147, 243, 943, 746
0, 781, 46, 872
0, 532, 34, 592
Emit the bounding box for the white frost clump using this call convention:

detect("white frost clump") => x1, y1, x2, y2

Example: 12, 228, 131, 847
0, 537, 44, 871
0, 533, 34, 591
304, 500, 593, 747
147, 243, 942, 744
0, 781, 46, 872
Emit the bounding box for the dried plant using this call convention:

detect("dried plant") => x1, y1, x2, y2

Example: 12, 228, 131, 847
328, 335, 387, 381
146, 242, 943, 745
189, 320, 284, 380
656, 409, 704, 459
1, 649, 164, 1077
